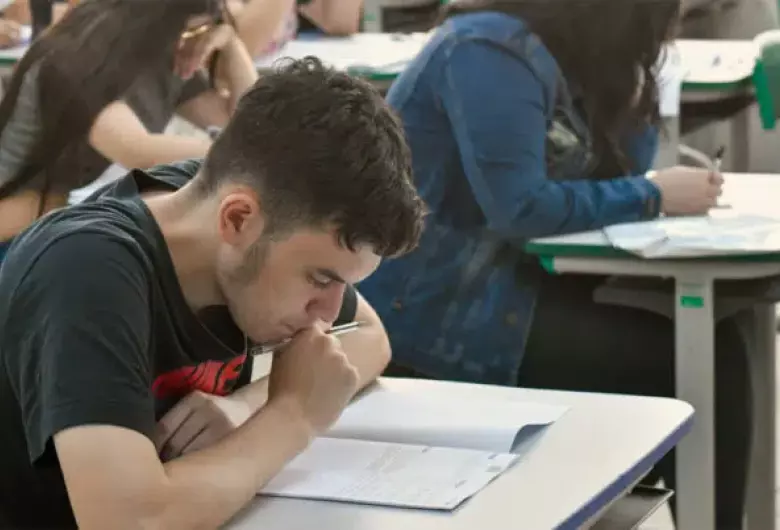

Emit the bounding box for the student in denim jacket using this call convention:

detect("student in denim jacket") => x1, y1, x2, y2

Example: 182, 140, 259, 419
359, 0, 749, 525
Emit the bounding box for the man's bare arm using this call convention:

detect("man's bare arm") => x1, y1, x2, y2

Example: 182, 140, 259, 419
334, 290, 392, 389
56, 328, 358, 530
56, 401, 310, 530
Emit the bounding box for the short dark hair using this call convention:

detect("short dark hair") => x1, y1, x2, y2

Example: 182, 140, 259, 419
197, 57, 425, 258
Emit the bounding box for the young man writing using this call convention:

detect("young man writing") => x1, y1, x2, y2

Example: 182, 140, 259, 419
0, 58, 425, 529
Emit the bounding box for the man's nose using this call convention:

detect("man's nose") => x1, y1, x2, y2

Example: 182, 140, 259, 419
308, 283, 347, 324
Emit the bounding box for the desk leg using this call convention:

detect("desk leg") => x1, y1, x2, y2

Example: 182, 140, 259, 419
675, 279, 716, 530
745, 303, 777, 530
731, 105, 750, 172
362, 0, 382, 32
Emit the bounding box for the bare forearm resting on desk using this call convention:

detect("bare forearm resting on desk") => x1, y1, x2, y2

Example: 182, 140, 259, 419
56, 401, 312, 530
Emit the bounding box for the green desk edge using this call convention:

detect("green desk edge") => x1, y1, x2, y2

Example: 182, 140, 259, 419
525, 240, 780, 274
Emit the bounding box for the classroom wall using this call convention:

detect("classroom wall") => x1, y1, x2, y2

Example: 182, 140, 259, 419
680, 0, 780, 173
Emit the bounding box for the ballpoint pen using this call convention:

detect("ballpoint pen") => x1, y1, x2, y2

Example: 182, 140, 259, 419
713, 145, 726, 172
252, 321, 363, 355
712, 145, 730, 209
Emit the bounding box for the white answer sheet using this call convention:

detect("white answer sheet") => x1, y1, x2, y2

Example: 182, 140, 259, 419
260, 437, 519, 510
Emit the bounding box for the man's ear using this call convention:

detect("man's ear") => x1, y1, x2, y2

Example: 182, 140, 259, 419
217, 187, 264, 248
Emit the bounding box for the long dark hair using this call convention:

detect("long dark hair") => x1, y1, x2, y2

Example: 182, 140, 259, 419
443, 0, 680, 173
0, 0, 224, 205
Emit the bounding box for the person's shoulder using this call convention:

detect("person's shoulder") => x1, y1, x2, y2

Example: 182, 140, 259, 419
2, 206, 155, 293
443, 11, 531, 43
145, 158, 203, 190
440, 12, 557, 68
85, 159, 203, 202
440, 11, 561, 93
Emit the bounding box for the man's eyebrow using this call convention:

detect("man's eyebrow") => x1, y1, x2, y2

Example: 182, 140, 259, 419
316, 268, 346, 284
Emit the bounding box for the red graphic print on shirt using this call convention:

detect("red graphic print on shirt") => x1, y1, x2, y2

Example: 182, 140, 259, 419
152, 353, 247, 398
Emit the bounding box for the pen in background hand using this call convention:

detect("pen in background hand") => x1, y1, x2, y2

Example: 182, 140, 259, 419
252, 321, 362, 355
711, 145, 730, 209
713, 145, 725, 172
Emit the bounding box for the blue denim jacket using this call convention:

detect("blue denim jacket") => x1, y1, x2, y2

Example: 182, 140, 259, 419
359, 11, 661, 385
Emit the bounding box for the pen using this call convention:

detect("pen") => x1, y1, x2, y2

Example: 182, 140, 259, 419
712, 145, 730, 209
713, 145, 726, 172
252, 321, 363, 355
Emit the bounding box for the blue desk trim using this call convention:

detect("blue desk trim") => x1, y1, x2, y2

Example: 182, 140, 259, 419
556, 410, 694, 529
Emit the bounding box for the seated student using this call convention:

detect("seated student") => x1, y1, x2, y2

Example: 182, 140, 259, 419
0, 0, 258, 263
229, 0, 361, 61
297, 0, 363, 35
0, 58, 425, 529
0, 0, 31, 49
0, 18, 23, 49
228, 0, 300, 57
228, 0, 363, 57
358, 0, 750, 527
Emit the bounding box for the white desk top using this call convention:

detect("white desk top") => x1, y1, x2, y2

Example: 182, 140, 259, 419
675, 39, 757, 85
531, 172, 780, 249
227, 378, 692, 530
0, 31, 756, 91
254, 32, 431, 74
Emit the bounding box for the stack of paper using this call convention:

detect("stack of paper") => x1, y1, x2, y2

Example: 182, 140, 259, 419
259, 388, 568, 510
604, 213, 780, 258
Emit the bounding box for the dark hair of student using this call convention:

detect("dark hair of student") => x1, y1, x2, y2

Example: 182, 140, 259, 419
198, 57, 426, 258
0, 0, 228, 209
442, 0, 681, 174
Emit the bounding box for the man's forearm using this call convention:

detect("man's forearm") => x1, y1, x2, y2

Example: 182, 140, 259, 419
159, 399, 311, 529
337, 323, 391, 390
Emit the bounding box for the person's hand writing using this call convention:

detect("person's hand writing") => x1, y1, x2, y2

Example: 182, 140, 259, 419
650, 165, 724, 215
154, 391, 252, 461
175, 23, 237, 80
0, 20, 23, 50
268, 327, 359, 435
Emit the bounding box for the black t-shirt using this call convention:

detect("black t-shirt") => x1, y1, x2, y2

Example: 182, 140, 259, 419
0, 159, 358, 528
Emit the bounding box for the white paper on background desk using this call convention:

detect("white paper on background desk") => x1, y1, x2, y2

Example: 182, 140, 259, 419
675, 39, 757, 85
604, 212, 780, 258
260, 437, 519, 510
67, 163, 128, 204
327, 386, 568, 453
255, 32, 430, 73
